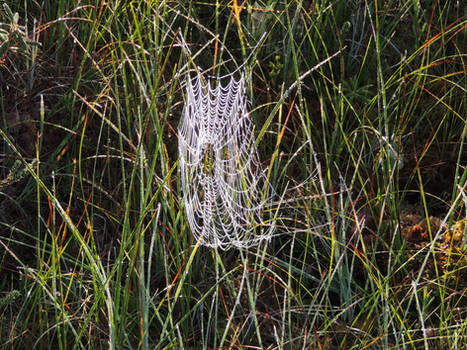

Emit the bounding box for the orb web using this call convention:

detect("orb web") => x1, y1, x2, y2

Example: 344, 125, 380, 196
178, 72, 274, 250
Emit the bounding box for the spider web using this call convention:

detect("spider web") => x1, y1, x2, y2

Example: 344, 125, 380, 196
179, 72, 274, 250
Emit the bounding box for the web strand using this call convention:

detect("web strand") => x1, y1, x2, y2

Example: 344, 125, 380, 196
179, 72, 274, 250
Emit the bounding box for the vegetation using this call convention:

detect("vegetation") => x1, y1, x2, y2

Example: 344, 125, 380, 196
0, 0, 465, 348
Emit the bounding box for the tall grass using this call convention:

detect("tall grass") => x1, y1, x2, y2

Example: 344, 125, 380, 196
0, 0, 465, 348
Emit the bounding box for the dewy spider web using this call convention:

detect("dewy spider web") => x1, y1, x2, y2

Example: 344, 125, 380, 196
179, 71, 274, 250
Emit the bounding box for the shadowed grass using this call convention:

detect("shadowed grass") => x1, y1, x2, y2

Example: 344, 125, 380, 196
0, 1, 466, 349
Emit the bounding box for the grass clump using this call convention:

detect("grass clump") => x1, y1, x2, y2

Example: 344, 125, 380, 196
0, 1, 465, 349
